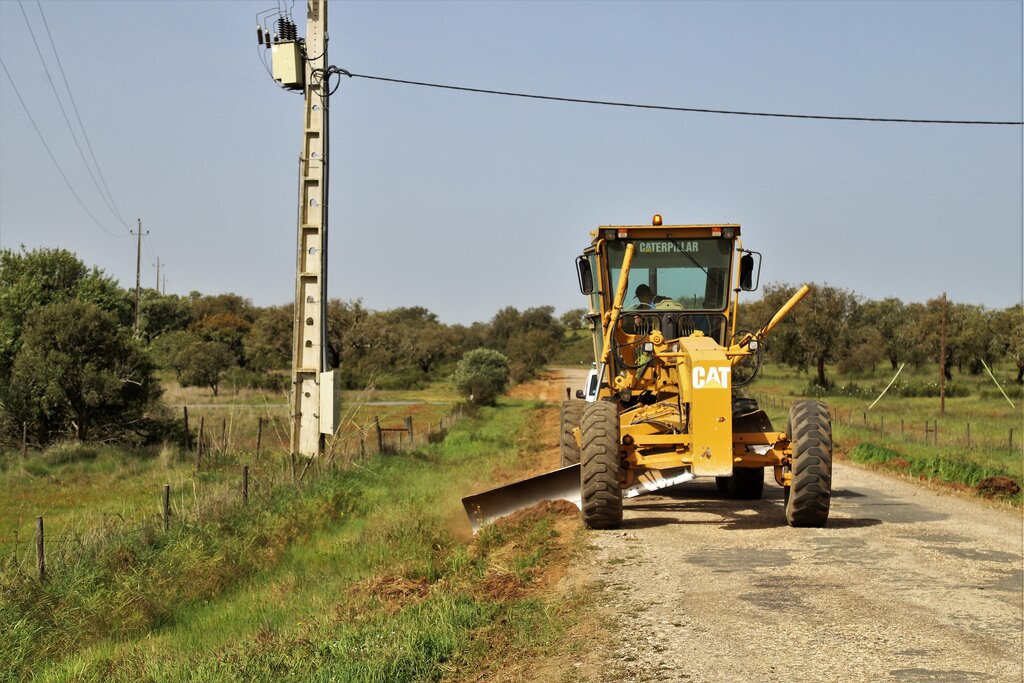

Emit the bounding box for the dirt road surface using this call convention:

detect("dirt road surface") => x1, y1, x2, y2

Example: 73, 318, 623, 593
531, 370, 1023, 683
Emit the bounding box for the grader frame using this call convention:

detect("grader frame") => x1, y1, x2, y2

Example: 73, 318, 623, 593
463, 217, 833, 531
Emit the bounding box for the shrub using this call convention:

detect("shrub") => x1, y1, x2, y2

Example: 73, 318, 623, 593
452, 349, 510, 406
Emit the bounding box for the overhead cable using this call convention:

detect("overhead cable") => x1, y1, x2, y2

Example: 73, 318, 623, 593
344, 72, 1023, 126
0, 58, 124, 238
17, 0, 128, 230
34, 0, 130, 227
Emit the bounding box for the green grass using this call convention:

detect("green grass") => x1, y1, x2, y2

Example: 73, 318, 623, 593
747, 361, 1022, 502
1, 399, 587, 682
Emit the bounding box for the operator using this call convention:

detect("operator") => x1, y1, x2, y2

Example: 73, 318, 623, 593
634, 284, 670, 307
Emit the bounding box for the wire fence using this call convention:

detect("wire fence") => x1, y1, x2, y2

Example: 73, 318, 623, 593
3, 405, 466, 583
756, 394, 1017, 452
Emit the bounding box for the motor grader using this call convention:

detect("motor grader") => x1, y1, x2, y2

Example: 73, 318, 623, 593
463, 216, 832, 530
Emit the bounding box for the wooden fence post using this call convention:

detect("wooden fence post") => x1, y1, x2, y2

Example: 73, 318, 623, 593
966, 422, 971, 449
221, 418, 227, 454
196, 416, 205, 470
360, 435, 365, 458
863, 411, 867, 427
255, 417, 263, 457
242, 465, 249, 505
21, 422, 28, 459
162, 485, 170, 531
375, 416, 384, 453
405, 416, 413, 446
183, 406, 190, 450
35, 516, 45, 583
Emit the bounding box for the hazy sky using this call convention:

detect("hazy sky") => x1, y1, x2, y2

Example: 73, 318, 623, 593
1, 0, 1021, 324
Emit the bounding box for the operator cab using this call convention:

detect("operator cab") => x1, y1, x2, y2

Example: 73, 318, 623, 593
577, 221, 759, 350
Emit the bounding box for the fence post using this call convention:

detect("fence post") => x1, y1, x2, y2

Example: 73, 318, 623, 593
360, 435, 365, 458
221, 418, 228, 454
901, 418, 904, 436
863, 411, 867, 427
375, 416, 383, 453
255, 417, 263, 457
21, 422, 28, 459
183, 406, 191, 450
35, 516, 45, 583
242, 465, 249, 505
196, 416, 205, 470
162, 484, 170, 531
405, 416, 414, 446
966, 422, 971, 449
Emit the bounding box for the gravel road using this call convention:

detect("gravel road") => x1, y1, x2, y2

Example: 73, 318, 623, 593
542, 369, 1023, 683
585, 462, 1022, 683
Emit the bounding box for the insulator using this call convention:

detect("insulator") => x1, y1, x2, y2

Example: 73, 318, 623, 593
277, 16, 288, 37
286, 20, 298, 41
256, 26, 264, 46
264, 32, 271, 48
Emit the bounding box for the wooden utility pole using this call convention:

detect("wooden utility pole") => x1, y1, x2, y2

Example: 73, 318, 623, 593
131, 218, 148, 332
939, 292, 947, 415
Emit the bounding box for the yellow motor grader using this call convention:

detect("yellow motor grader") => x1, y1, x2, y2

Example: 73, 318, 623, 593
463, 216, 832, 530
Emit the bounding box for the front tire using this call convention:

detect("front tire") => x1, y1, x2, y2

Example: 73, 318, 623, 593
785, 400, 833, 527
580, 401, 623, 529
560, 400, 585, 466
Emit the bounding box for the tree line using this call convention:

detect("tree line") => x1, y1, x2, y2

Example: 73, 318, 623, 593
0, 248, 568, 447
2, 247, 1021, 447
737, 283, 1024, 389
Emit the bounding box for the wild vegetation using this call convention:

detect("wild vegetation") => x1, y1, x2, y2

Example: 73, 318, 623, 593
1, 400, 591, 682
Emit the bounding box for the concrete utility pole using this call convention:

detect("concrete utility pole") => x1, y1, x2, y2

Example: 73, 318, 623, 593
154, 257, 161, 292
270, 0, 338, 458
131, 219, 148, 332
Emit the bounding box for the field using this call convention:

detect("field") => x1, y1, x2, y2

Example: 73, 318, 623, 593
748, 360, 1022, 503
0, 380, 595, 682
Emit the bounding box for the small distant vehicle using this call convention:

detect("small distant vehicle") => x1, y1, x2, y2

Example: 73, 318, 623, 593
576, 367, 599, 402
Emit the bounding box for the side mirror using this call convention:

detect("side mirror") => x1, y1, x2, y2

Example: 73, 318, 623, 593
576, 256, 593, 295
739, 250, 761, 291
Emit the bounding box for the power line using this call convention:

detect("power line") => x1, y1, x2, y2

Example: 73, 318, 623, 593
16, 0, 127, 230
345, 72, 1023, 126
0, 58, 124, 238
34, 0, 130, 227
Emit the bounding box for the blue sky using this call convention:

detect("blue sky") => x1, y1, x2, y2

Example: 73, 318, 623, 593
1, 0, 1021, 324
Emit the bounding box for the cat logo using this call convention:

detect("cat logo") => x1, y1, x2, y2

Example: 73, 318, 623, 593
692, 366, 730, 390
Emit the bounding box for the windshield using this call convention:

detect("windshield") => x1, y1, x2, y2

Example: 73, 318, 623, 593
607, 238, 733, 311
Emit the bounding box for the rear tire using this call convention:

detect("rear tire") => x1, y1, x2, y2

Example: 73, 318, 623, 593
580, 401, 623, 529
716, 467, 765, 499
785, 400, 832, 527
560, 400, 585, 466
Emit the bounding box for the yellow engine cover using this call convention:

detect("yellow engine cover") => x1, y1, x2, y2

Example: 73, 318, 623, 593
680, 336, 733, 477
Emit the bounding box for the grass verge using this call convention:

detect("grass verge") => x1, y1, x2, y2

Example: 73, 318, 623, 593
1, 400, 590, 683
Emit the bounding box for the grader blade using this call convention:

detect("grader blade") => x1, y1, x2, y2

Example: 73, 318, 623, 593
462, 464, 581, 533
